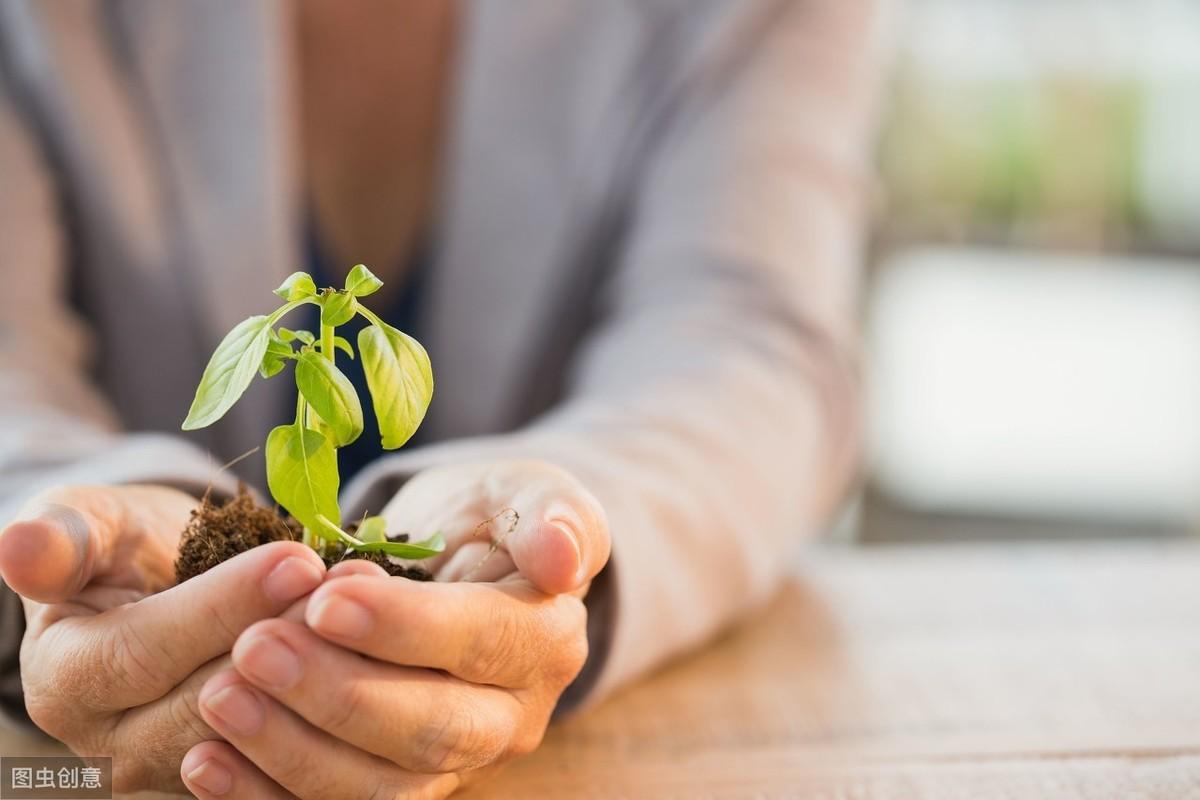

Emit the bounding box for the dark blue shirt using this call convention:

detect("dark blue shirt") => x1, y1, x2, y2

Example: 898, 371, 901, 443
299, 221, 428, 482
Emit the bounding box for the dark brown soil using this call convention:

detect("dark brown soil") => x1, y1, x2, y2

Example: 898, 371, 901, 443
322, 539, 434, 581
174, 487, 432, 583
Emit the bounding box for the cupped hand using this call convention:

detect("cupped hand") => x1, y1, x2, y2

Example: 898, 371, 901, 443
0, 484, 328, 793
184, 460, 611, 799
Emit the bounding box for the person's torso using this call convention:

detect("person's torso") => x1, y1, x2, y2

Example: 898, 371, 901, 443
0, 0, 743, 485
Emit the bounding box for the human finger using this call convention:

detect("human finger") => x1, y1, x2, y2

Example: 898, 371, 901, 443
181, 740, 294, 800
233, 620, 537, 774
198, 670, 457, 798
304, 576, 588, 688
27, 541, 324, 713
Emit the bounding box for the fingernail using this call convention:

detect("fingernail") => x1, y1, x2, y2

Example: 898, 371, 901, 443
186, 759, 232, 796
308, 593, 374, 639
550, 519, 585, 583
204, 684, 265, 736
238, 633, 302, 690
264, 556, 323, 603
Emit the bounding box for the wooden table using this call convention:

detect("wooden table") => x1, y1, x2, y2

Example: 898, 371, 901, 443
5, 541, 1200, 798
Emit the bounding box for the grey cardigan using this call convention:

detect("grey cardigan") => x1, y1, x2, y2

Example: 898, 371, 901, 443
0, 0, 877, 724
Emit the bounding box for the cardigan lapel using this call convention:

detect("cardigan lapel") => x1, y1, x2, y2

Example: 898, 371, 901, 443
423, 1, 594, 440
111, 0, 297, 459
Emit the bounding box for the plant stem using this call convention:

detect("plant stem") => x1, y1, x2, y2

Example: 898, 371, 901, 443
321, 322, 335, 363
356, 306, 385, 329
315, 514, 365, 548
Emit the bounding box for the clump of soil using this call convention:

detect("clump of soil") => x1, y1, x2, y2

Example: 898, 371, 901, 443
175, 486, 432, 583
323, 534, 434, 582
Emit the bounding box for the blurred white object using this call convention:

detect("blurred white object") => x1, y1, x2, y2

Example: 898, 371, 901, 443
867, 247, 1200, 524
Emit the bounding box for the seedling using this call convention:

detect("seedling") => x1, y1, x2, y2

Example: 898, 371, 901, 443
181, 264, 443, 562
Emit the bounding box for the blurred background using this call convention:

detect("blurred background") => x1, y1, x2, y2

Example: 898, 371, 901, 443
852, 0, 1200, 543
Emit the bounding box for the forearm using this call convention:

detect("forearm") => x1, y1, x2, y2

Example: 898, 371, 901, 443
340, 341, 856, 709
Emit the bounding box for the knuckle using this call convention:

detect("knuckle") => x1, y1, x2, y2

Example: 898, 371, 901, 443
542, 598, 589, 684
271, 749, 331, 796
463, 606, 524, 681
556, 631, 590, 685
166, 683, 214, 745
206, 606, 244, 647
23, 691, 71, 740
509, 723, 548, 758
318, 676, 367, 735
410, 701, 502, 773
28, 630, 111, 719
20, 639, 84, 741
103, 620, 166, 699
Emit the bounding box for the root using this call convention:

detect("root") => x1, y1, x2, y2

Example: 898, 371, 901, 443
462, 508, 519, 582
199, 446, 261, 506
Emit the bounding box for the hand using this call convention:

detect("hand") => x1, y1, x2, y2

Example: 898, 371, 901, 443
182, 460, 611, 799
0, 484, 328, 793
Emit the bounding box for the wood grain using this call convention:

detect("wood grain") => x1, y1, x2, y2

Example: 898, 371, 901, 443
4, 541, 1199, 798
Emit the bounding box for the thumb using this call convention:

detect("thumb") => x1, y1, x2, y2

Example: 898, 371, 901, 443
506, 494, 611, 596
0, 500, 107, 603
0, 486, 185, 603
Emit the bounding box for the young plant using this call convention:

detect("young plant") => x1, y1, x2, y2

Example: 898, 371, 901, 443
181, 264, 442, 560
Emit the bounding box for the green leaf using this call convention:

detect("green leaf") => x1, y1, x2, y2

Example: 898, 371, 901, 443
321, 292, 358, 327
333, 335, 355, 360
352, 531, 445, 560
295, 351, 363, 447
183, 315, 274, 430
265, 424, 340, 531
259, 357, 286, 379
358, 322, 434, 449
259, 339, 293, 379
344, 264, 384, 297
266, 338, 294, 356
304, 403, 335, 445
278, 328, 315, 345
357, 516, 388, 543
274, 271, 318, 301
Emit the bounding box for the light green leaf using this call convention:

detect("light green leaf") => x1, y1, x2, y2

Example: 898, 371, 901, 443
304, 402, 336, 446
357, 516, 388, 543
259, 357, 286, 379
295, 351, 363, 447
183, 315, 273, 430
358, 323, 433, 449
344, 264, 384, 297
321, 292, 358, 327
266, 338, 293, 356
333, 335, 355, 360
278, 328, 315, 345
259, 339, 293, 379
352, 531, 445, 560
265, 424, 340, 531
274, 271, 318, 301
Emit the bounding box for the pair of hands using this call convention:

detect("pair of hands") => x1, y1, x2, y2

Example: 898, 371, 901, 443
0, 460, 610, 797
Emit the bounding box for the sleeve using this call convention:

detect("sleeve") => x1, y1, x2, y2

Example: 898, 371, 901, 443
342, 0, 882, 711
0, 72, 238, 728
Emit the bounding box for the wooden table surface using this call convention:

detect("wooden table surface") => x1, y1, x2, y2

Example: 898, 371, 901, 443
5, 541, 1200, 798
